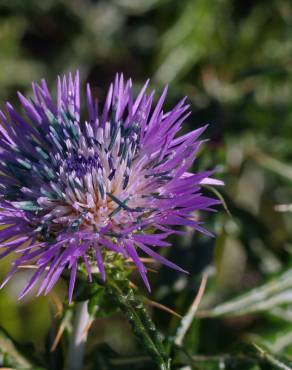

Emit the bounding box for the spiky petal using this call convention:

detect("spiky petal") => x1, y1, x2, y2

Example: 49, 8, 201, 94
0, 72, 222, 301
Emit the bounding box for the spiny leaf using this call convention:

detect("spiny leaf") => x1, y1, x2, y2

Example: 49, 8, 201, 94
198, 268, 292, 318
0, 327, 44, 369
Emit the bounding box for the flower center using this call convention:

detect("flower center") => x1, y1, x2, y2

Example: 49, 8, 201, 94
37, 132, 146, 238
65, 153, 101, 177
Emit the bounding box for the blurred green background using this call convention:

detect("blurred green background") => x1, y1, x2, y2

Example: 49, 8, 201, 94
1, 0, 292, 369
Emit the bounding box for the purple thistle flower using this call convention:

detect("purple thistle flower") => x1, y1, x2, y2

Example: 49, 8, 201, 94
0, 71, 222, 301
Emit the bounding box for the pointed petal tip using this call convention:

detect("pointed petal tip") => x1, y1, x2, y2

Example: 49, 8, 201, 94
5, 101, 13, 109
17, 289, 29, 300
200, 177, 224, 186
198, 123, 209, 133
160, 84, 169, 97
145, 280, 151, 292
68, 293, 73, 304
16, 91, 28, 102
0, 280, 7, 290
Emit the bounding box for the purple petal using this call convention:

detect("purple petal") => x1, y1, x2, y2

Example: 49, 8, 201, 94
125, 240, 150, 292
137, 242, 187, 274
94, 245, 106, 281
68, 260, 77, 303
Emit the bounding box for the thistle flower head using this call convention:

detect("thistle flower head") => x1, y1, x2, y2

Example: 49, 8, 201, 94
0, 72, 222, 301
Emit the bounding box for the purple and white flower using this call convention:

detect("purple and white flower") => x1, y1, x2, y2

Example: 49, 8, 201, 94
0, 72, 222, 301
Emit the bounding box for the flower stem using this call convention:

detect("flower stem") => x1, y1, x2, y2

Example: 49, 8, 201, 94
106, 280, 171, 370
65, 300, 90, 370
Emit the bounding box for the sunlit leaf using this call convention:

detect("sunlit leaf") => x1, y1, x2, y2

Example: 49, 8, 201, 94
198, 268, 292, 317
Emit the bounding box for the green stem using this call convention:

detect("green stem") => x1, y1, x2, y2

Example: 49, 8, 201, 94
106, 279, 171, 370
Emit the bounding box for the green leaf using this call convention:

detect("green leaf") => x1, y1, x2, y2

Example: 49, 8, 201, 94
173, 346, 260, 370
198, 268, 292, 318
173, 343, 292, 369
72, 275, 101, 302
88, 285, 119, 318
0, 327, 45, 369
252, 343, 292, 370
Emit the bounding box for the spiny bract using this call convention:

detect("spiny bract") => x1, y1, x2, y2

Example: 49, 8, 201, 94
0, 72, 222, 301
